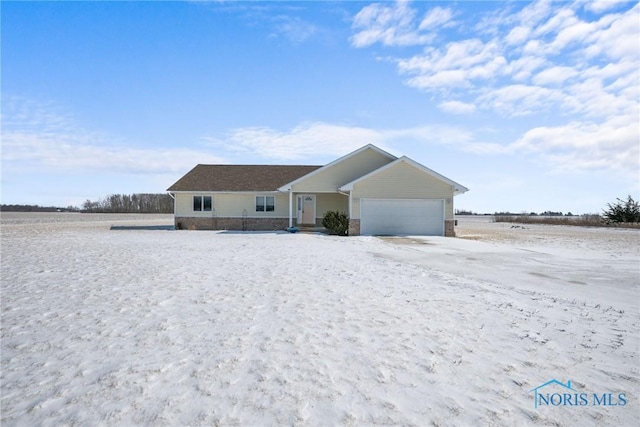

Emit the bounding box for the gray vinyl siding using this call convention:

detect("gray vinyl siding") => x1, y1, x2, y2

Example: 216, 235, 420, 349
175, 192, 290, 218
315, 193, 348, 219
291, 149, 394, 193
351, 162, 455, 220
175, 192, 348, 221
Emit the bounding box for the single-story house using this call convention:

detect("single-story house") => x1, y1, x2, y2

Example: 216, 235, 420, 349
166, 144, 468, 236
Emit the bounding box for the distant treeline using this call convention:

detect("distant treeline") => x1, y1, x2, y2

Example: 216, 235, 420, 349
488, 196, 639, 228
456, 209, 577, 216
82, 193, 173, 213
0, 204, 76, 212
2, 194, 173, 214
493, 214, 607, 227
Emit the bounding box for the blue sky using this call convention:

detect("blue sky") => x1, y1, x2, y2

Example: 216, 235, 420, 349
2, 0, 638, 214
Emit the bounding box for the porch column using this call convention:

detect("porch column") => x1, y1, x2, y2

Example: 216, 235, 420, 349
288, 189, 293, 228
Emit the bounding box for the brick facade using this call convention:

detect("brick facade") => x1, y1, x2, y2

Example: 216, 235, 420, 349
348, 219, 361, 236
175, 216, 455, 236
444, 219, 455, 237
176, 217, 290, 231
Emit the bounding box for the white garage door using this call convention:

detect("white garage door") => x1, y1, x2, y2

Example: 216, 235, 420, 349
360, 198, 444, 236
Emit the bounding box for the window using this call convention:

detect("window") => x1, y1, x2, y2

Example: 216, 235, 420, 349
193, 195, 212, 212
256, 196, 275, 212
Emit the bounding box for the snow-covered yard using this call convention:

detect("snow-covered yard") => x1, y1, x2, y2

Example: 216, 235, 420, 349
1, 213, 638, 426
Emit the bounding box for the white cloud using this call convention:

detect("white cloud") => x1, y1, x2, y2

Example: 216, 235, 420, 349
213, 122, 382, 160
405, 69, 468, 90
351, 0, 639, 178
418, 6, 454, 30
271, 16, 317, 43
353, 0, 638, 110
505, 55, 548, 81
205, 121, 478, 161
583, 3, 640, 60
478, 84, 566, 116
1, 97, 226, 175
515, 0, 554, 28
532, 65, 578, 85
511, 113, 639, 175
548, 16, 596, 53
532, 7, 578, 39
437, 100, 476, 114
605, 64, 640, 96
398, 39, 505, 90
385, 125, 475, 147
351, 0, 433, 47
505, 26, 530, 45
585, 0, 633, 14
4, 132, 226, 175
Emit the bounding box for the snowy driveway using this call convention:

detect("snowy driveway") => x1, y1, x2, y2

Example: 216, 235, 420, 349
1, 214, 638, 426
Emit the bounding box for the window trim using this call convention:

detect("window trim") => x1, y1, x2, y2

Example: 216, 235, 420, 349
193, 195, 213, 212
255, 195, 275, 212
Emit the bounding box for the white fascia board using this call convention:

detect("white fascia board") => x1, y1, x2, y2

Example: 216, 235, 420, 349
281, 190, 344, 194
277, 144, 397, 192
169, 190, 281, 194
339, 156, 469, 194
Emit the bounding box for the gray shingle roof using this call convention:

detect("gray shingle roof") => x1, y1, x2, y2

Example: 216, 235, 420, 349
167, 164, 322, 192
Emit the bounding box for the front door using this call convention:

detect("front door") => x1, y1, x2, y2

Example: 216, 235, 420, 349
297, 195, 316, 225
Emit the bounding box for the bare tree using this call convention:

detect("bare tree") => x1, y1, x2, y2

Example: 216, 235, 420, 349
82, 193, 173, 213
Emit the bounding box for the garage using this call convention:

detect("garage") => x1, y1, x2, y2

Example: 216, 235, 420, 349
360, 198, 444, 236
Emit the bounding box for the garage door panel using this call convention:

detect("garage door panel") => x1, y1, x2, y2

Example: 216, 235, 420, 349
360, 199, 444, 236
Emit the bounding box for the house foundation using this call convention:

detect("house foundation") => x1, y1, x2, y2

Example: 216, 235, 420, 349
176, 217, 290, 231
175, 216, 455, 237
348, 219, 361, 236
445, 219, 455, 237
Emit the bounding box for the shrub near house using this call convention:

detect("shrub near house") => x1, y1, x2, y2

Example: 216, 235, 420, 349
322, 211, 349, 235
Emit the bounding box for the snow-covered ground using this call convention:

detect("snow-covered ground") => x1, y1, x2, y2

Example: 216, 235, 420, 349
1, 213, 638, 426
